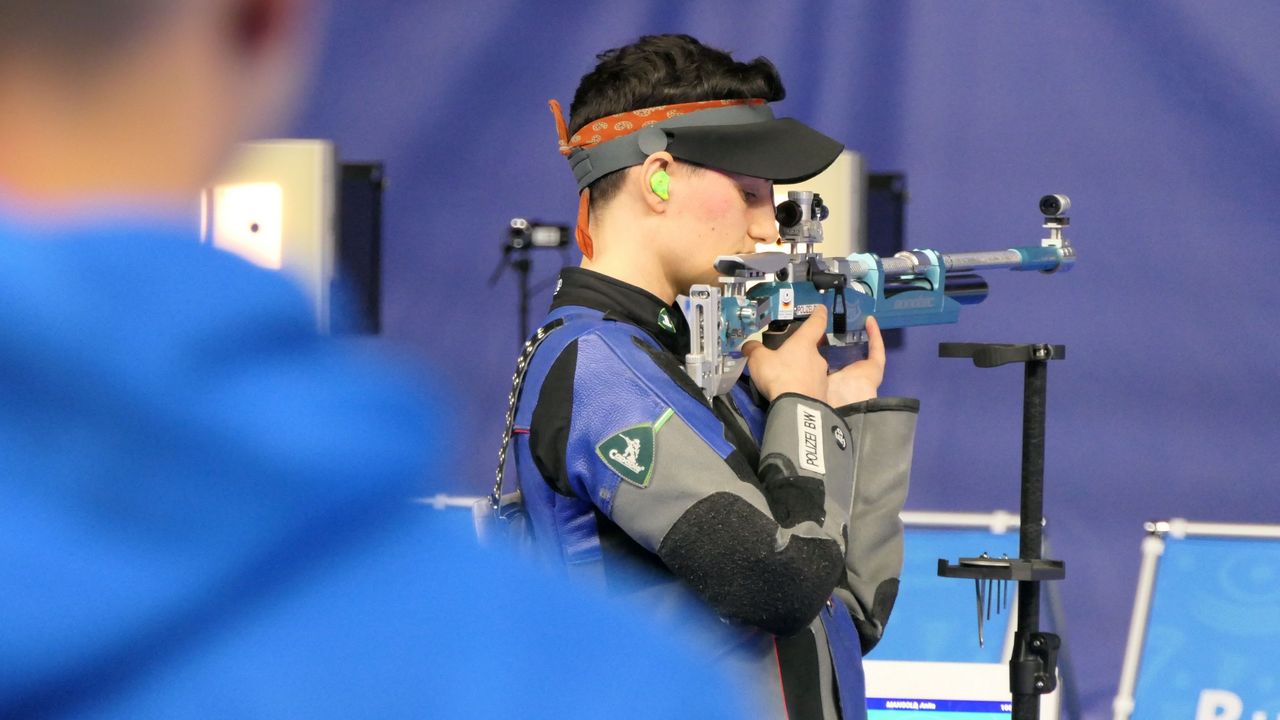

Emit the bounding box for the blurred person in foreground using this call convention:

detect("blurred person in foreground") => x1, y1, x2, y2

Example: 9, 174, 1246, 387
0, 3, 752, 717
510, 35, 920, 720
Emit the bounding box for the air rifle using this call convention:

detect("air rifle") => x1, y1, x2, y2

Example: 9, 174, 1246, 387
679, 192, 1075, 397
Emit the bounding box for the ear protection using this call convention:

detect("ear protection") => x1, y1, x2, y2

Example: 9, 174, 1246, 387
649, 170, 670, 200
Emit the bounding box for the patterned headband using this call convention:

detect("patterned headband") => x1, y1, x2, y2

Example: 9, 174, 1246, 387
547, 98, 767, 258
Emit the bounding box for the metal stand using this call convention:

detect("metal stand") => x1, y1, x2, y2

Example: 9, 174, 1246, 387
936, 342, 1067, 720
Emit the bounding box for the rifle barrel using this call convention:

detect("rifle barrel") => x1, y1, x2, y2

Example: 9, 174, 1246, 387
853, 249, 1028, 279
940, 250, 1025, 272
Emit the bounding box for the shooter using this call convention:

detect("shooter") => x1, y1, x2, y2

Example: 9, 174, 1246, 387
495, 34, 920, 720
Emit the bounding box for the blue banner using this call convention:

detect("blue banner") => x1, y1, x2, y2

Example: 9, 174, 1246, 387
1132, 535, 1280, 719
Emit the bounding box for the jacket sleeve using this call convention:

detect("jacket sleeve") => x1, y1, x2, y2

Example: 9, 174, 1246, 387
529, 328, 857, 635
829, 397, 919, 653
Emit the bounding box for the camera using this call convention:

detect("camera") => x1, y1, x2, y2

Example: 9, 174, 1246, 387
1038, 194, 1071, 218
508, 218, 569, 249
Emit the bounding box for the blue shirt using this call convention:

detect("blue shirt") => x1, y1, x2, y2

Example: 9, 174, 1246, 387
0, 208, 752, 718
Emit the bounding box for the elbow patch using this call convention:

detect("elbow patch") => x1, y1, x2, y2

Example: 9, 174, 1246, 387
657, 492, 843, 636
757, 453, 828, 528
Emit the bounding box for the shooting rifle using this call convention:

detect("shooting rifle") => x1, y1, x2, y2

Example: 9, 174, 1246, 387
679, 192, 1075, 397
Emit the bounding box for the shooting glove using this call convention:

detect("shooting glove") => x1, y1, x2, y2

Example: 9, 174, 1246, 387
831, 396, 919, 653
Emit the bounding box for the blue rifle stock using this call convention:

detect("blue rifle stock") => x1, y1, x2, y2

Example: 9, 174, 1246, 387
679, 192, 1074, 397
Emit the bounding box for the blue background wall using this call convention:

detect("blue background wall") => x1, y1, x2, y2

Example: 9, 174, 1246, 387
291, 2, 1280, 717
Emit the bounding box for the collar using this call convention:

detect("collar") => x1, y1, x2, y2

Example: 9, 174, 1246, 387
551, 267, 690, 357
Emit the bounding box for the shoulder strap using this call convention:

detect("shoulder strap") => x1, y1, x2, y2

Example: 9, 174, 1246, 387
486, 318, 567, 514
487, 308, 650, 516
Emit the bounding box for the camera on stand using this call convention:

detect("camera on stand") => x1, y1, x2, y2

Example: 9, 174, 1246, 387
489, 218, 572, 342
507, 218, 570, 250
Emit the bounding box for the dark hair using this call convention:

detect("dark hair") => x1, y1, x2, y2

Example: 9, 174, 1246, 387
568, 34, 786, 207
0, 1, 173, 67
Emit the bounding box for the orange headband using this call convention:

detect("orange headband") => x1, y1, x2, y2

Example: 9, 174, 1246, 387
548, 98, 766, 258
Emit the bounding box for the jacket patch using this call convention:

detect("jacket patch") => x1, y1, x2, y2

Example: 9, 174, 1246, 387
597, 423, 657, 488
657, 307, 676, 334
797, 403, 826, 475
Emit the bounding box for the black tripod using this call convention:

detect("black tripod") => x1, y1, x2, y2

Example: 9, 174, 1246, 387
936, 342, 1066, 720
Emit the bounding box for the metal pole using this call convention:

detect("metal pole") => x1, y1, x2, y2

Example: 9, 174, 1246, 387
515, 252, 531, 343
1013, 356, 1048, 719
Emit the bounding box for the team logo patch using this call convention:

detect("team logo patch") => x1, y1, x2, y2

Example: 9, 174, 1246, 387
657, 307, 676, 334
832, 425, 848, 450
597, 424, 657, 488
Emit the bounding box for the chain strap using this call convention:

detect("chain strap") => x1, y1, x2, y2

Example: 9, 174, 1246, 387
489, 319, 565, 513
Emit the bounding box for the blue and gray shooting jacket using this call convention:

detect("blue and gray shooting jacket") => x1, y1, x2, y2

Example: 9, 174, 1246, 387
512, 267, 919, 720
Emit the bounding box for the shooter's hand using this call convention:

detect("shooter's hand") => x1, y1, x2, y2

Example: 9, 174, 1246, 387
742, 306, 830, 402
826, 315, 885, 407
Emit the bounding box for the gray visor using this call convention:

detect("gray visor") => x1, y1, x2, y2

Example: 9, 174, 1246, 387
567, 103, 844, 191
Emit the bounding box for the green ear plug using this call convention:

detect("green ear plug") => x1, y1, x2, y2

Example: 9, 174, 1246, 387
649, 170, 670, 200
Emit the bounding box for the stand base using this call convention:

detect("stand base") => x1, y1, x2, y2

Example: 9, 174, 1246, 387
938, 557, 1065, 582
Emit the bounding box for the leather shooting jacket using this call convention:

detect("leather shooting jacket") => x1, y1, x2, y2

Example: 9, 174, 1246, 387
512, 267, 919, 720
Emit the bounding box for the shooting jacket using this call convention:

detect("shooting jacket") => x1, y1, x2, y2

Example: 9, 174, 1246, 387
512, 267, 919, 720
